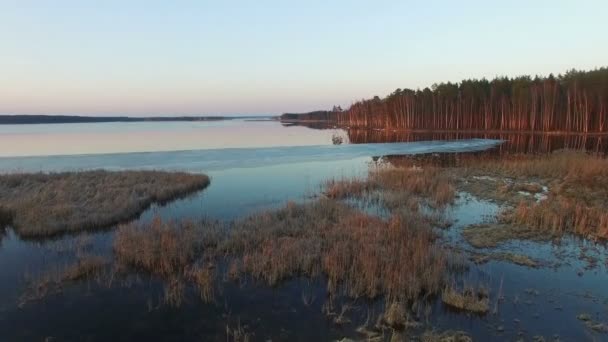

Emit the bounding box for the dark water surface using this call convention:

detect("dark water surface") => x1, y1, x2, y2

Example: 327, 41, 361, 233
0, 120, 607, 341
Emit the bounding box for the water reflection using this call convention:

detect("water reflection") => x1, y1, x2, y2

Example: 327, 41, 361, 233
345, 129, 608, 154
0, 119, 342, 157
283, 121, 608, 154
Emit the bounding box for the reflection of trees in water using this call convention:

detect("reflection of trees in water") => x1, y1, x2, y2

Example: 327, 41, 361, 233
280, 120, 607, 155
346, 129, 607, 155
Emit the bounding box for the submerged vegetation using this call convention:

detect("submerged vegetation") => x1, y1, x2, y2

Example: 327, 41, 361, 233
0, 170, 209, 238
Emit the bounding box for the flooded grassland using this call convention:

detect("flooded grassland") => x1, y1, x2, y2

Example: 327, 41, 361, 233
1, 147, 607, 341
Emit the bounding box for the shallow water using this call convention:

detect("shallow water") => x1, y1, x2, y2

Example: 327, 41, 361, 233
0, 120, 607, 341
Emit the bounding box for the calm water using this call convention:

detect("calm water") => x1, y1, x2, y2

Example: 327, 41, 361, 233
0, 119, 607, 341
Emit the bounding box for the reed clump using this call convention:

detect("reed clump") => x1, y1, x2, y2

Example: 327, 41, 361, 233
0, 170, 210, 237
504, 197, 608, 240
441, 285, 490, 314
325, 165, 455, 209
113, 217, 203, 277
223, 199, 446, 301
113, 216, 222, 305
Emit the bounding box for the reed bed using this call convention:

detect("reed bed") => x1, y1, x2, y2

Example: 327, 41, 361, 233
460, 151, 608, 240
325, 165, 455, 209
111, 198, 447, 305
0, 170, 210, 237
224, 199, 446, 301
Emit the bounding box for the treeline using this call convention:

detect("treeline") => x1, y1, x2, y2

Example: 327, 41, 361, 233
280, 110, 337, 121
289, 68, 608, 133
0, 115, 228, 125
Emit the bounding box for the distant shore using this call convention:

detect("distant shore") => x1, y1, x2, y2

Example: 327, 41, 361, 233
0, 115, 274, 125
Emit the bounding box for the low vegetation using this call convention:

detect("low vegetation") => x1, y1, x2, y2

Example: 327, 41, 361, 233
441, 285, 490, 314
0, 170, 210, 237
113, 199, 447, 305
325, 164, 455, 210
460, 151, 608, 240
223, 199, 446, 301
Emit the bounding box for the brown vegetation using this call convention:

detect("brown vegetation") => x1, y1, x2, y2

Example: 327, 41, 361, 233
114, 217, 203, 277
111, 198, 447, 306
114, 217, 220, 304
441, 285, 490, 314
0, 170, 210, 237
325, 165, 455, 209
461, 151, 608, 240
223, 199, 446, 301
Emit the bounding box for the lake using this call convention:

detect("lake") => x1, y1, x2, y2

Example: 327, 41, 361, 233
0, 119, 607, 341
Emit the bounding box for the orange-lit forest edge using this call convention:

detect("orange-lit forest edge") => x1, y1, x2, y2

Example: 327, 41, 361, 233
282, 68, 608, 134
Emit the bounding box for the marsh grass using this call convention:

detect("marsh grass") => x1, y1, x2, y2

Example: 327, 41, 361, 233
441, 285, 490, 314
224, 199, 446, 302
460, 151, 608, 240
113, 216, 221, 305
110, 198, 447, 306
325, 164, 455, 215
0, 170, 209, 238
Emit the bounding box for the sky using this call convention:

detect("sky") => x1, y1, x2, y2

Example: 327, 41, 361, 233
1, 0, 607, 116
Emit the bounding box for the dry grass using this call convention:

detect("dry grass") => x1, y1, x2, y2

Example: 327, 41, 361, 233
223, 199, 446, 301
370, 166, 455, 207
441, 285, 490, 314
114, 217, 221, 305
324, 177, 372, 199
0, 170, 209, 237
506, 198, 608, 240
460, 151, 608, 240
325, 165, 455, 212
111, 198, 447, 305
113, 217, 204, 277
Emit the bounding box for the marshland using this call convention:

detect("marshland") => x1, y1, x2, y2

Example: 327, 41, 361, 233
1, 118, 608, 341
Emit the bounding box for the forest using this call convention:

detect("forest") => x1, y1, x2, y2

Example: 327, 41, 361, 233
283, 68, 608, 133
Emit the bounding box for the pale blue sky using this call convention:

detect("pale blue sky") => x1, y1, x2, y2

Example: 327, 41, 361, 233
1, 0, 607, 116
